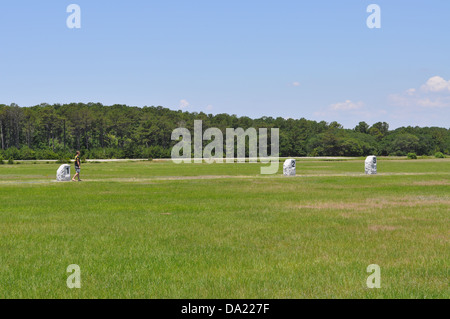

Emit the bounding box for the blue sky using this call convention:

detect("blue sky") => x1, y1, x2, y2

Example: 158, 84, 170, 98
0, 0, 449, 128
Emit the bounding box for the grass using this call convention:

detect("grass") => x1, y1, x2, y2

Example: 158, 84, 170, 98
0, 158, 449, 298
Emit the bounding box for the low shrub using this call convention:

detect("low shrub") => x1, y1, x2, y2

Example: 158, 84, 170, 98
407, 153, 417, 159
35, 149, 59, 160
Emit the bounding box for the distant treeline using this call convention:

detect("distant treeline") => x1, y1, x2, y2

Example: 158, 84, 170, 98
0, 103, 448, 160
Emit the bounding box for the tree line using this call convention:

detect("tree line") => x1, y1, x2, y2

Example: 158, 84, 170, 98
0, 103, 448, 160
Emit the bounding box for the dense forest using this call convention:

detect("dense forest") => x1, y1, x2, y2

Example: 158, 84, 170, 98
0, 103, 448, 160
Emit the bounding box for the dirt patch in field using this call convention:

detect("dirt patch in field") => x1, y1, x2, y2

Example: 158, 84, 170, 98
426, 233, 449, 243
0, 180, 52, 185
408, 180, 450, 186
86, 175, 255, 182
295, 202, 365, 210
365, 197, 449, 208
340, 212, 360, 218
368, 225, 400, 232
292, 195, 450, 211
1, 171, 449, 185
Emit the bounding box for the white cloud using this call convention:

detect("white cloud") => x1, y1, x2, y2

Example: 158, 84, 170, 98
417, 97, 450, 108
420, 76, 450, 93
330, 100, 364, 111
179, 99, 189, 109
406, 88, 416, 96
292, 81, 301, 87
313, 99, 387, 123
389, 76, 450, 108
205, 104, 213, 111
314, 99, 376, 119
388, 93, 410, 107
313, 76, 450, 128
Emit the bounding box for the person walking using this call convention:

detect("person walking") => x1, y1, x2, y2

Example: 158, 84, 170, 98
72, 151, 82, 182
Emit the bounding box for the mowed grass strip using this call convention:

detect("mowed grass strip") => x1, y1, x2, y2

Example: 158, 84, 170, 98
0, 159, 448, 298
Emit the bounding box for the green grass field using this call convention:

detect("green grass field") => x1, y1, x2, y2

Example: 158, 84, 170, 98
0, 158, 448, 298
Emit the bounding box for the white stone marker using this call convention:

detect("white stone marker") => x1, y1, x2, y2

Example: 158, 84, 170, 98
57, 164, 71, 181
283, 159, 296, 176
365, 156, 377, 175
